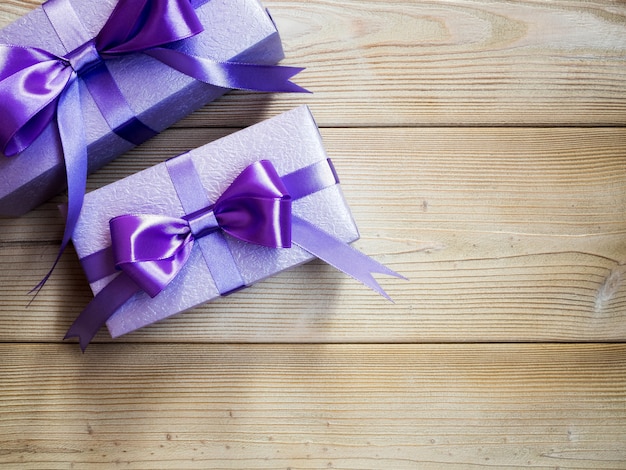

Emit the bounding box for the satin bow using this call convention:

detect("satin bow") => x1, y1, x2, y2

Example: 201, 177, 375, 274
0, 0, 205, 157
0, 0, 305, 291
110, 160, 292, 297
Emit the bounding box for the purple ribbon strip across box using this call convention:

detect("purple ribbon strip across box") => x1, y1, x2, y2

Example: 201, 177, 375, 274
0, 0, 305, 266
66, 106, 405, 350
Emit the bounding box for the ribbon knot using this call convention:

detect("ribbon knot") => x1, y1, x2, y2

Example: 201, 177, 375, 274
185, 206, 221, 238
66, 41, 102, 77
109, 160, 292, 297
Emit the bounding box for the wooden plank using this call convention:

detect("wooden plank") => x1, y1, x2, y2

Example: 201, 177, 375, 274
1, 343, 625, 469
0, 127, 624, 343
1, 1, 625, 127
188, 0, 626, 127
2, 126, 624, 241
0, 0, 40, 19
2, 237, 624, 344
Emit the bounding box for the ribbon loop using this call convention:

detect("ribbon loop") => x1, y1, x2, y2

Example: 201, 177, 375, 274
0, 46, 71, 156
110, 214, 194, 297
96, 0, 203, 55
214, 160, 293, 248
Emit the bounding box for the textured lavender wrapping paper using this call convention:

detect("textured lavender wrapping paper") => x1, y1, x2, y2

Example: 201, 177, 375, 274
0, 0, 285, 217
72, 106, 360, 338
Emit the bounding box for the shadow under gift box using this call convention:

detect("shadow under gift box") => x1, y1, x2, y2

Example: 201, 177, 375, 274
0, 0, 286, 217
72, 106, 361, 338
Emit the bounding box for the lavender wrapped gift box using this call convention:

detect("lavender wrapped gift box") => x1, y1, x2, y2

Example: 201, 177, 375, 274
68, 106, 402, 348
0, 0, 291, 217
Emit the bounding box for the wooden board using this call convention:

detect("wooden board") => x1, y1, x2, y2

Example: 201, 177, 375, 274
1, 0, 625, 126
1, 344, 625, 469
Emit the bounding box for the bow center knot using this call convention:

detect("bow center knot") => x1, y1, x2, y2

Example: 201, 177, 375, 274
185, 206, 220, 239
65, 40, 102, 77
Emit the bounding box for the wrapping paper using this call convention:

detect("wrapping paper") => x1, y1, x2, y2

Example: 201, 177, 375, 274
0, 0, 287, 217
72, 106, 362, 339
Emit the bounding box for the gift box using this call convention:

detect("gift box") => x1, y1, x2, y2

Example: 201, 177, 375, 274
67, 106, 403, 350
0, 0, 298, 217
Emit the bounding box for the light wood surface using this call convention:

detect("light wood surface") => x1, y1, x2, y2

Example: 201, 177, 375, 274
2, 344, 626, 469
1, 0, 625, 468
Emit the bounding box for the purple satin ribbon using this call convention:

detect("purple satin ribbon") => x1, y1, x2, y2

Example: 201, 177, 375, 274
112, 160, 292, 297
65, 158, 405, 351
0, 0, 306, 291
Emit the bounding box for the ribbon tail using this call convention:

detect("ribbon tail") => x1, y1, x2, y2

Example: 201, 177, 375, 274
31, 78, 88, 294
291, 216, 407, 301
64, 273, 140, 352
145, 48, 309, 93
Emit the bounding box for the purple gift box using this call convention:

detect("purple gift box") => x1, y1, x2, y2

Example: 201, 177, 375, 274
68, 106, 402, 349
0, 0, 292, 217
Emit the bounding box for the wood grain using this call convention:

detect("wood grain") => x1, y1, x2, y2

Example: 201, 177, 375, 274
1, 343, 625, 469
2, 242, 624, 344
1, 1, 625, 468
1, 0, 625, 126
189, 0, 626, 126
